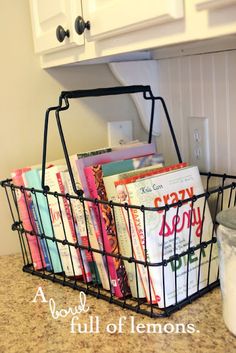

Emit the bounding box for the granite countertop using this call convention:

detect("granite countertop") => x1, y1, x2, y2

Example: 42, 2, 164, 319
0, 254, 235, 353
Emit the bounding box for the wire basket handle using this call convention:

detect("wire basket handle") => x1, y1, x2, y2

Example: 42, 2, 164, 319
41, 85, 182, 194
61, 85, 151, 99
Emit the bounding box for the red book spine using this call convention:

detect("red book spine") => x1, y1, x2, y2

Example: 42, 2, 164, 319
115, 162, 188, 187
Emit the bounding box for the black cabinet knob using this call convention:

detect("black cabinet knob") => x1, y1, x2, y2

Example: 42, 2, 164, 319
56, 25, 70, 42
75, 16, 90, 35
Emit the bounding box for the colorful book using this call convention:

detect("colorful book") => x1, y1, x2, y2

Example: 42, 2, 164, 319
85, 165, 131, 298
85, 157, 164, 298
102, 153, 164, 177
11, 168, 46, 270
72, 142, 156, 296
23, 170, 51, 271
44, 166, 83, 277
102, 164, 164, 298
63, 170, 100, 284
113, 162, 187, 304
115, 165, 218, 307
77, 147, 112, 158
68, 158, 110, 291
70, 142, 156, 292
72, 142, 157, 196
23, 168, 63, 273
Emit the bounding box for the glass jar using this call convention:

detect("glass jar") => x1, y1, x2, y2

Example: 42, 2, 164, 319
216, 207, 236, 336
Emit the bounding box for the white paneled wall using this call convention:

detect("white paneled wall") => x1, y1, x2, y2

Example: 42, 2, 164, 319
156, 50, 236, 174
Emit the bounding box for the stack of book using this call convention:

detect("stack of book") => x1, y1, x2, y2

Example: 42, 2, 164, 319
11, 141, 218, 307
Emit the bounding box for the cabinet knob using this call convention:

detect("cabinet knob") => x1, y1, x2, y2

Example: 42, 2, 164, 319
75, 16, 90, 35
56, 25, 70, 42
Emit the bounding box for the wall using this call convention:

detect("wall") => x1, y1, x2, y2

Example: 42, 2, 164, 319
156, 50, 236, 175
0, 1, 144, 255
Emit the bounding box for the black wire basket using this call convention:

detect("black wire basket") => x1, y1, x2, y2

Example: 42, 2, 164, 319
1, 85, 236, 318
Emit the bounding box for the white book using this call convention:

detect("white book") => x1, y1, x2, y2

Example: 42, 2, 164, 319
115, 165, 218, 307
44, 166, 82, 277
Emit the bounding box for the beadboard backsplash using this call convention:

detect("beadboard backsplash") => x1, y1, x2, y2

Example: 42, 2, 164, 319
155, 50, 236, 174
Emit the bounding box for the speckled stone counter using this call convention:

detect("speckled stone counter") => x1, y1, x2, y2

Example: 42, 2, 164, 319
0, 254, 235, 353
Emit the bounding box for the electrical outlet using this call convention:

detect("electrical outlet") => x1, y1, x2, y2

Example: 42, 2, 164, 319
108, 120, 133, 146
188, 117, 210, 172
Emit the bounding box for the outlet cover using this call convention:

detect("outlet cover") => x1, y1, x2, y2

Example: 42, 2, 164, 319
108, 120, 133, 146
188, 116, 210, 172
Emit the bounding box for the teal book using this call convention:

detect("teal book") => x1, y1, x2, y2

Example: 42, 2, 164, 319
23, 169, 63, 273
102, 153, 164, 177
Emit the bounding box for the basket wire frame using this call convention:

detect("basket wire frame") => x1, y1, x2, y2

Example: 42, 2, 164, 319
1, 85, 236, 318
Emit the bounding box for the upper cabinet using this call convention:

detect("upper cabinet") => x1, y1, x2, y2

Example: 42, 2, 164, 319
29, 0, 236, 68
82, 0, 184, 41
195, 0, 236, 10
29, 0, 84, 53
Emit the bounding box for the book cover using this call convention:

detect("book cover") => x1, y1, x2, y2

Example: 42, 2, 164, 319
69, 143, 157, 291
72, 142, 156, 296
73, 141, 157, 197
77, 147, 112, 158
115, 165, 218, 307
44, 166, 82, 277
102, 164, 165, 298
11, 168, 46, 270
23, 168, 63, 273
102, 153, 164, 177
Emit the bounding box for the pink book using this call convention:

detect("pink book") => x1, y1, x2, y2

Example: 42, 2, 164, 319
74, 142, 157, 196
11, 168, 46, 270
85, 166, 130, 298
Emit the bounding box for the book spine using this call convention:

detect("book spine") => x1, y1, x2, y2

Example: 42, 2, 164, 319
113, 204, 146, 298
22, 171, 52, 270
92, 165, 131, 297
45, 168, 82, 277
103, 174, 145, 298
56, 171, 85, 279
57, 171, 92, 283
63, 171, 102, 285
77, 147, 112, 158
115, 162, 188, 186
30, 199, 52, 270
69, 156, 110, 290
11, 171, 45, 270
33, 170, 63, 273
117, 183, 159, 304
85, 166, 125, 298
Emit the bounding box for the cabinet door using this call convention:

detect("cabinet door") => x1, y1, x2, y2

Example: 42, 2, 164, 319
195, 0, 236, 10
82, 0, 184, 41
30, 0, 84, 54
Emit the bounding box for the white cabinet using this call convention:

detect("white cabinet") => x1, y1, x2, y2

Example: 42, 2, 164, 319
195, 0, 236, 10
29, 0, 236, 68
82, 0, 184, 41
29, 0, 84, 53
